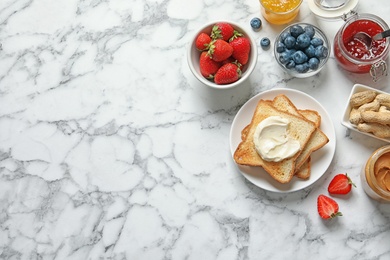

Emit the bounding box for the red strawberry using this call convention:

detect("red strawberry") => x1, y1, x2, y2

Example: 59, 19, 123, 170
211, 22, 234, 41
199, 52, 221, 79
214, 63, 241, 85
229, 36, 251, 65
317, 194, 343, 219
328, 173, 356, 195
221, 56, 236, 66
195, 32, 211, 51
208, 39, 233, 62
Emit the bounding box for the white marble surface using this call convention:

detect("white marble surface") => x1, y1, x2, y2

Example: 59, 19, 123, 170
1, 0, 390, 259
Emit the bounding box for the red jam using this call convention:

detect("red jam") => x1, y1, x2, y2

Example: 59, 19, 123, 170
343, 20, 386, 60
334, 16, 389, 75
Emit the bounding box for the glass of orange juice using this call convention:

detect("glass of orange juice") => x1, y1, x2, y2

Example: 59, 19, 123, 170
259, 0, 303, 25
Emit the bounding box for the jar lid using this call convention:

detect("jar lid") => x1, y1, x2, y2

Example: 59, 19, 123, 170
307, 0, 359, 19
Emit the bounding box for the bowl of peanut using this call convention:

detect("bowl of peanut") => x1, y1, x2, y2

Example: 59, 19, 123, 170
342, 84, 390, 143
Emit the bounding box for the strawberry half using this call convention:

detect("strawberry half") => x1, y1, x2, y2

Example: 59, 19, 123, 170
317, 194, 343, 219
328, 173, 356, 195
195, 32, 211, 51
199, 51, 221, 79
214, 62, 241, 85
211, 22, 234, 42
229, 36, 251, 65
208, 39, 233, 62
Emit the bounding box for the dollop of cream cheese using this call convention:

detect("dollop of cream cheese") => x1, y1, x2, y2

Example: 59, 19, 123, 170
253, 116, 300, 162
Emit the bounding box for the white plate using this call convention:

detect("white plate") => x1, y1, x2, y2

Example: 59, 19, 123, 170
341, 83, 390, 143
229, 88, 336, 193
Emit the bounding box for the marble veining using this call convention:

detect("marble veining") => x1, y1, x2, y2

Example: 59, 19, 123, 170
1, 0, 390, 259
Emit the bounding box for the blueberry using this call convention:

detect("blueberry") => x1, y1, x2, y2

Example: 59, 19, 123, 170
250, 17, 262, 30
276, 41, 286, 53
311, 37, 324, 47
290, 25, 304, 38
295, 63, 310, 73
260, 37, 270, 49
308, 57, 320, 70
280, 31, 291, 42
305, 45, 316, 58
296, 33, 311, 49
292, 50, 308, 64
315, 45, 328, 59
279, 51, 293, 64
284, 36, 296, 49
304, 25, 315, 39
285, 60, 296, 69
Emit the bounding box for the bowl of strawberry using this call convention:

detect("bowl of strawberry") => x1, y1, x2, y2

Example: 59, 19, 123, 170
187, 21, 258, 89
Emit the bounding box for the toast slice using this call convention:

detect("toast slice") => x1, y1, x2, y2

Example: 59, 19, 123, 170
297, 156, 311, 180
239, 100, 318, 179
241, 123, 311, 179
271, 95, 313, 179
296, 110, 320, 179
299, 109, 321, 127
271, 95, 329, 178
233, 99, 316, 183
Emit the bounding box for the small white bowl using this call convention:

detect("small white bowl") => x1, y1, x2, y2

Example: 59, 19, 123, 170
341, 83, 390, 143
187, 21, 258, 89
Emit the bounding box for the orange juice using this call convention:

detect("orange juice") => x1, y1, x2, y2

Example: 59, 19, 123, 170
260, 0, 303, 25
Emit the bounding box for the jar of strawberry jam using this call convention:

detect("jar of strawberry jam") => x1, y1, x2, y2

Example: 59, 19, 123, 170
334, 13, 390, 81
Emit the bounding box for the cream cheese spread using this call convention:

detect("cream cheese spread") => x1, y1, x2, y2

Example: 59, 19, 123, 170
253, 116, 300, 162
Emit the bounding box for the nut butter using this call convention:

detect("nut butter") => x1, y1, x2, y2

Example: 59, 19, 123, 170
362, 145, 390, 202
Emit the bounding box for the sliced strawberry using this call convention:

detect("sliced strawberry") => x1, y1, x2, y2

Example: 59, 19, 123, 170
199, 52, 221, 79
195, 32, 211, 51
211, 22, 234, 41
328, 173, 356, 195
214, 62, 241, 85
229, 36, 251, 65
208, 39, 233, 62
317, 194, 343, 219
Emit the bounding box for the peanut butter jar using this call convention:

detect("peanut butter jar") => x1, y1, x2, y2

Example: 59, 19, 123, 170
362, 145, 390, 202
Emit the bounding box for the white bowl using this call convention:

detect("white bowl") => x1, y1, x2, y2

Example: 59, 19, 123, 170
187, 21, 258, 89
341, 83, 390, 143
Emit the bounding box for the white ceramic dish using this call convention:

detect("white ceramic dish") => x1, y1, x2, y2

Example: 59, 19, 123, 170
341, 83, 390, 143
187, 21, 258, 89
229, 88, 336, 193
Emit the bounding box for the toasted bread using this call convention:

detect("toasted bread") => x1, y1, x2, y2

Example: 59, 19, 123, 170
299, 109, 321, 127
296, 156, 311, 180
295, 110, 322, 179
271, 95, 329, 178
241, 124, 250, 141
233, 99, 316, 183
239, 97, 319, 179
295, 126, 329, 170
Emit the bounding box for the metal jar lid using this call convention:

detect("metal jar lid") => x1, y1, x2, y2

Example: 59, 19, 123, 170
307, 0, 359, 19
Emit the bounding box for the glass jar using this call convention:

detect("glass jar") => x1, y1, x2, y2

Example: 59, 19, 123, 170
259, 0, 303, 25
334, 13, 390, 81
361, 145, 390, 202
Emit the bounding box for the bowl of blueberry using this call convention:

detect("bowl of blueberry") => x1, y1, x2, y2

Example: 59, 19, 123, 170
274, 23, 330, 78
